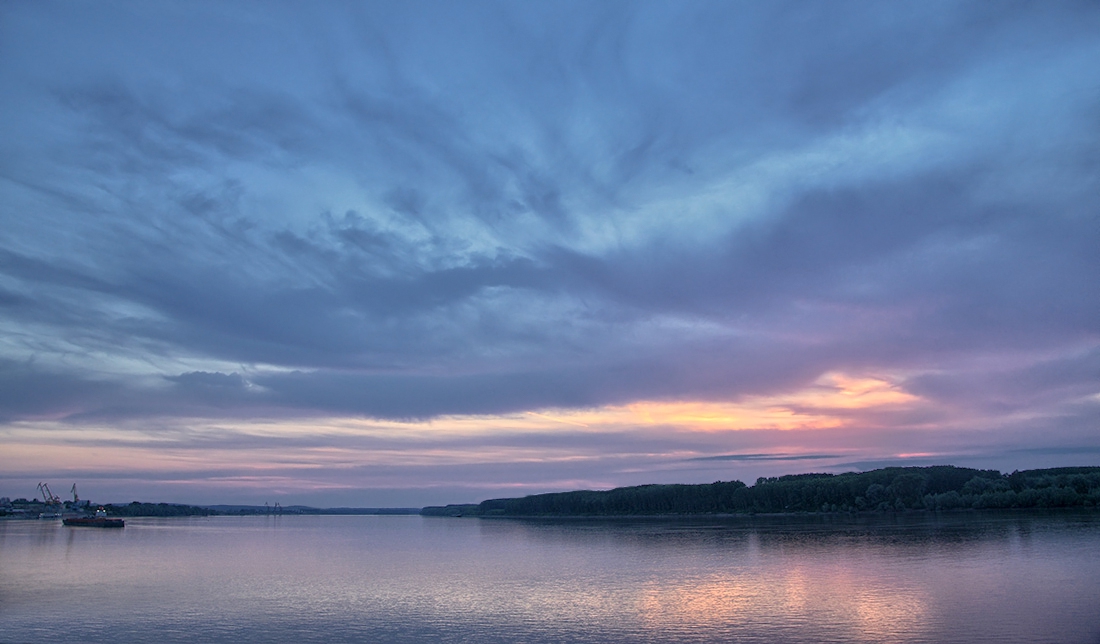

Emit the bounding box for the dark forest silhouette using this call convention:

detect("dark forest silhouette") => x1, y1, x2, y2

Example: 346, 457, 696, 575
422, 466, 1100, 517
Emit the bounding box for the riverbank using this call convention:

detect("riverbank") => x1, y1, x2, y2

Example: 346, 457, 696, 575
422, 465, 1100, 518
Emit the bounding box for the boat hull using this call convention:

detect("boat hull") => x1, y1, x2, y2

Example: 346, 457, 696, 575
63, 517, 125, 528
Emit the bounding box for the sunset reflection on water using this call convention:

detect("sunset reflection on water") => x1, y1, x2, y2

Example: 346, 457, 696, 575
632, 541, 930, 642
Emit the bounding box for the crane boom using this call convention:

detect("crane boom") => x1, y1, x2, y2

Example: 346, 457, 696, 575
37, 482, 61, 506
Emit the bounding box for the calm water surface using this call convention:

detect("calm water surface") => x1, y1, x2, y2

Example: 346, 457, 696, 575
2, 512, 1099, 643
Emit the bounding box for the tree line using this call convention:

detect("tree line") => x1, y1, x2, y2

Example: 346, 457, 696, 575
420, 466, 1100, 517
101, 502, 216, 517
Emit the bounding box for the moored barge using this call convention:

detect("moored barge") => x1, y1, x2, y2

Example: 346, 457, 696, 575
63, 507, 124, 528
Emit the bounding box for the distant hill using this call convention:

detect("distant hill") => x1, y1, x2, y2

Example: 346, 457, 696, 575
421, 465, 1100, 517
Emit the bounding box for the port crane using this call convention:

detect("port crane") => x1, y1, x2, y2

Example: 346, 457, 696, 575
37, 482, 61, 507
70, 483, 84, 507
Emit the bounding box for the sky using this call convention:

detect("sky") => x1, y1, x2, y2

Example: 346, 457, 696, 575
1, 1, 1098, 507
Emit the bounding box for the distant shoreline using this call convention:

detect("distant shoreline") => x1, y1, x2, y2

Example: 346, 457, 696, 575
0, 501, 421, 519
462, 506, 1100, 521
6, 465, 1098, 520
422, 465, 1100, 518
5, 505, 1096, 522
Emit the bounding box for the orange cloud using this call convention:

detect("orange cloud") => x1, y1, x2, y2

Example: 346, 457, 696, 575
785, 372, 919, 409
538, 371, 922, 433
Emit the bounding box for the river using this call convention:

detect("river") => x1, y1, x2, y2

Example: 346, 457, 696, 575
2, 511, 1098, 643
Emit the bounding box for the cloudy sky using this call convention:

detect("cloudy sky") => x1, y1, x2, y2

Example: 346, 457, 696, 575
1, 1, 1098, 507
